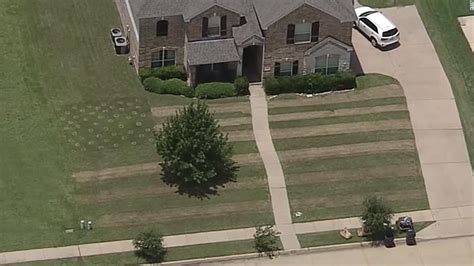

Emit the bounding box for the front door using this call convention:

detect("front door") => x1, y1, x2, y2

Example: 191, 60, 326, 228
242, 45, 263, 82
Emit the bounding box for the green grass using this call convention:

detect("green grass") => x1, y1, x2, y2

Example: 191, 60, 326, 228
415, 0, 474, 168
270, 111, 410, 129
18, 239, 260, 265
358, 0, 415, 8
268, 79, 428, 223
298, 222, 434, 248
0, 0, 158, 252
268, 97, 406, 115
273, 130, 414, 151
0, 0, 268, 253
356, 73, 399, 89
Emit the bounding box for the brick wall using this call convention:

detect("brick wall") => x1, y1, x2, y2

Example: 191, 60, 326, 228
138, 15, 186, 69
186, 6, 241, 42
263, 4, 353, 78
114, 0, 139, 71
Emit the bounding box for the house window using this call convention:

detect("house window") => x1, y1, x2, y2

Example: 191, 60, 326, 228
208, 16, 221, 36
156, 20, 168, 36
151, 49, 176, 68
315, 54, 340, 75
294, 23, 311, 43
274, 61, 298, 77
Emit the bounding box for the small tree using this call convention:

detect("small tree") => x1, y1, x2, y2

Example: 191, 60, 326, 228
361, 196, 393, 240
156, 102, 238, 197
254, 225, 280, 258
133, 230, 166, 263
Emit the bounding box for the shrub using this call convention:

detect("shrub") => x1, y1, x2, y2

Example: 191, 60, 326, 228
143, 77, 193, 97
195, 82, 236, 99
263, 78, 281, 95
156, 65, 187, 81
133, 230, 166, 263
139, 69, 154, 82
254, 225, 280, 258
361, 196, 393, 241
263, 72, 356, 95
139, 65, 187, 82
234, 76, 250, 96
143, 77, 163, 93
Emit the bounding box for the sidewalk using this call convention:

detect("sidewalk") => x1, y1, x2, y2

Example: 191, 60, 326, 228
248, 84, 300, 250
2, 207, 471, 264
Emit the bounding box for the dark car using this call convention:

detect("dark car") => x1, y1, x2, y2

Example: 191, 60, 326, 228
384, 228, 396, 248
406, 229, 417, 245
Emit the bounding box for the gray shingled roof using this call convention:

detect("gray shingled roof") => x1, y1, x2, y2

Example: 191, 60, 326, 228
137, 0, 246, 21
186, 39, 240, 65
253, 0, 357, 29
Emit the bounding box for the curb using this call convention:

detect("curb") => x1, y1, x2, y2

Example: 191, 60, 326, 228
160, 233, 474, 265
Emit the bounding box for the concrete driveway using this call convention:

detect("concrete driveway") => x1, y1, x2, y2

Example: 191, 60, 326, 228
352, 6, 473, 211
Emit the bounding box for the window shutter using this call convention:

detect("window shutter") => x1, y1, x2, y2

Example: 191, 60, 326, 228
274, 62, 281, 77
311, 22, 319, 42
220, 15, 227, 36
202, 17, 209, 37
292, 61, 298, 75
287, 24, 295, 44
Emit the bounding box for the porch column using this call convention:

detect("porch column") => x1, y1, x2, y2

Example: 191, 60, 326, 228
236, 47, 243, 76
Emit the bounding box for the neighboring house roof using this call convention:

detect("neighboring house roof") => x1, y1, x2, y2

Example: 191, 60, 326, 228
186, 39, 240, 65
253, 0, 357, 29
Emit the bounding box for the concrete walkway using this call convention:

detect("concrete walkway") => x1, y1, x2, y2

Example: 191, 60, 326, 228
1, 207, 471, 264
248, 84, 301, 250
352, 5, 473, 234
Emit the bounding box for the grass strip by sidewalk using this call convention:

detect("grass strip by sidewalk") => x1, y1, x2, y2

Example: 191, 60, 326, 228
298, 222, 434, 248
19, 239, 260, 265
358, 0, 415, 8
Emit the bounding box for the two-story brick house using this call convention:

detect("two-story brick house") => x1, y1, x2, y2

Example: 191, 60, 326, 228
116, 0, 356, 86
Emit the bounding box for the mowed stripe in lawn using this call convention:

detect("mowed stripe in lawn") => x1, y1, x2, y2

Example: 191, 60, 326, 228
269, 111, 410, 129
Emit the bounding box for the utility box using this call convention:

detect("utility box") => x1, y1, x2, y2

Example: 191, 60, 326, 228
110, 28, 122, 41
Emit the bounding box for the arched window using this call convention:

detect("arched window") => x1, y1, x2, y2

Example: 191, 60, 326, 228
156, 20, 168, 36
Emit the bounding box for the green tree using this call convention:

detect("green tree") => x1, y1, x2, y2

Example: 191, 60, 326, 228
133, 230, 166, 263
254, 225, 280, 258
361, 196, 393, 240
156, 102, 237, 197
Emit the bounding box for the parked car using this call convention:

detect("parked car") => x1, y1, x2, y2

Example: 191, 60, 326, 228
354, 6, 400, 48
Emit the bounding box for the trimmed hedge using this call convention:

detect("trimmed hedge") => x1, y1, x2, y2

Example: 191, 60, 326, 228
234, 76, 250, 96
264, 72, 356, 95
139, 65, 187, 82
143, 77, 194, 97
195, 82, 236, 99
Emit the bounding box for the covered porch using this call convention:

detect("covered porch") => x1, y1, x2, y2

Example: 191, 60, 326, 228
186, 39, 241, 87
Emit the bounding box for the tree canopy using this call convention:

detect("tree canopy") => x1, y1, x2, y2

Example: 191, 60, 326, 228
156, 102, 238, 197
133, 230, 166, 263
361, 196, 393, 239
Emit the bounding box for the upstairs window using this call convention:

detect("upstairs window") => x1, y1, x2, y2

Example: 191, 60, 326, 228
202, 15, 227, 37
287, 22, 319, 44
208, 16, 221, 36
151, 49, 176, 68
294, 23, 311, 43
156, 20, 168, 36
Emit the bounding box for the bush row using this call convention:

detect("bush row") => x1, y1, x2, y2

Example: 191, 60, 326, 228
139, 65, 187, 82
264, 72, 356, 95
142, 76, 250, 99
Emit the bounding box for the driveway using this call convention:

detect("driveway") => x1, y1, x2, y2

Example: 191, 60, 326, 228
352, 6, 473, 211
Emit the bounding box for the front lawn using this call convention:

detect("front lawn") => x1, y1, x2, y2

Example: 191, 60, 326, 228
358, 0, 415, 8
415, 0, 474, 167
268, 75, 429, 222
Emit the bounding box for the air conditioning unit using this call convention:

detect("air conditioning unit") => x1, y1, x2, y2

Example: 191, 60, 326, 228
114, 36, 129, 55
110, 28, 122, 40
